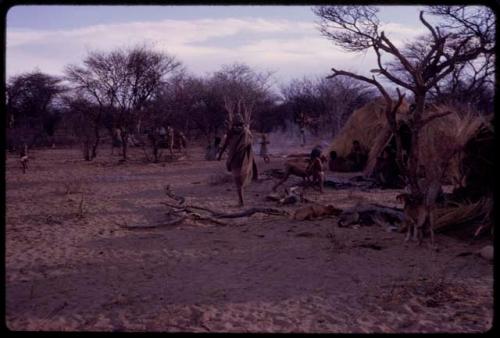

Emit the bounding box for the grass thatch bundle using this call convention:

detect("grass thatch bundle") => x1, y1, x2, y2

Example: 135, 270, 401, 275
417, 105, 490, 184
435, 197, 493, 233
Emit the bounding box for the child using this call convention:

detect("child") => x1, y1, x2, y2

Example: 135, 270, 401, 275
259, 133, 270, 163
307, 151, 326, 193
20, 144, 29, 174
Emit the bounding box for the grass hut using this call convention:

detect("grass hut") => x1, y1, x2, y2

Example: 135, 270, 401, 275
328, 97, 409, 159
328, 97, 410, 173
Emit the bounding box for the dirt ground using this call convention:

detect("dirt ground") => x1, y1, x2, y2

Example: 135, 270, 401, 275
5, 144, 493, 333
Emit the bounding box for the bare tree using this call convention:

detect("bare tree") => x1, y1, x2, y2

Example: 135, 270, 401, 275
313, 5, 494, 197
65, 45, 181, 160
281, 76, 374, 138
212, 63, 274, 127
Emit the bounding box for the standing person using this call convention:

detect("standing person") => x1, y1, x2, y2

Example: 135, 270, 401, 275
307, 145, 325, 193
177, 131, 187, 154
218, 114, 258, 207
259, 133, 270, 163
206, 136, 221, 161
297, 112, 307, 146
165, 123, 174, 156
299, 124, 306, 147
20, 144, 29, 174
346, 140, 368, 171
158, 125, 167, 147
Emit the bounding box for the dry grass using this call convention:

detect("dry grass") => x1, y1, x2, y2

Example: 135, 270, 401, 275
418, 106, 488, 183
435, 197, 492, 232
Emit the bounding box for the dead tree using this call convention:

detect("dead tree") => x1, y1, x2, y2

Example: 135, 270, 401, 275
314, 5, 494, 205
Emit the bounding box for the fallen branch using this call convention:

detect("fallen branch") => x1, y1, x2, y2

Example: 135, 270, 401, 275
164, 185, 185, 204
212, 207, 290, 218
160, 184, 290, 229
190, 212, 233, 226
115, 215, 188, 229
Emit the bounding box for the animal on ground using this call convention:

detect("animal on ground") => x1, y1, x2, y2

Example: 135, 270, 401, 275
293, 204, 342, 221
396, 180, 440, 246
273, 154, 327, 192
272, 159, 311, 192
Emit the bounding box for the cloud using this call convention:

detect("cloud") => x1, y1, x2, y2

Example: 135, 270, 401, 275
6, 17, 425, 86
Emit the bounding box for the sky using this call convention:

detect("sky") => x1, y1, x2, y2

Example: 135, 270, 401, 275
6, 5, 430, 89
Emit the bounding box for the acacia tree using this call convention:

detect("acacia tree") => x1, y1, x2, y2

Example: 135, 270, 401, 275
313, 5, 494, 196
6, 71, 65, 149
65, 45, 181, 160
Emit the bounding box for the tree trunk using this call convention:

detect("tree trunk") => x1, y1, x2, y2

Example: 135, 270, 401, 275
407, 91, 426, 195
83, 140, 91, 161
91, 124, 100, 160
121, 130, 128, 160
153, 140, 159, 163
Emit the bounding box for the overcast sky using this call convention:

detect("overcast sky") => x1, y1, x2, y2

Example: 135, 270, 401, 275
7, 5, 431, 87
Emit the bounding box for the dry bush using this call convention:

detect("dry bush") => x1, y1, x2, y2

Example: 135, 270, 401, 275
435, 197, 492, 233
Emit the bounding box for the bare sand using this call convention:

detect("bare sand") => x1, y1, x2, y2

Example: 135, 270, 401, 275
5, 145, 493, 332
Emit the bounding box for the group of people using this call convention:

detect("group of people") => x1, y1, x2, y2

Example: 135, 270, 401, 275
214, 113, 328, 206
328, 140, 368, 173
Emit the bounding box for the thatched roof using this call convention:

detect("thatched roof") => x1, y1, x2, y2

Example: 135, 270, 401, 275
328, 97, 410, 160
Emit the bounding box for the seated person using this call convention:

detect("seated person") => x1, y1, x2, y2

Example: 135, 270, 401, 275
346, 140, 368, 171
306, 152, 326, 193
329, 150, 354, 172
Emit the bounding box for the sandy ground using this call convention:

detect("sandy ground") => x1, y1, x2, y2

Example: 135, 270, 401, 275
5, 144, 493, 333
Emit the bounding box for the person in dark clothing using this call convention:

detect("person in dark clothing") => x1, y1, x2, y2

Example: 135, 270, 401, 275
328, 150, 356, 172
372, 147, 402, 188
346, 140, 368, 171
206, 136, 221, 161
